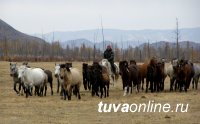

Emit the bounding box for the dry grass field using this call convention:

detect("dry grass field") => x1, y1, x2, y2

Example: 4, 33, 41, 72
0, 61, 200, 124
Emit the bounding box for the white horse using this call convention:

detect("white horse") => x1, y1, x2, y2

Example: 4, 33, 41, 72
99, 59, 119, 85
166, 59, 179, 91
10, 63, 23, 95
54, 63, 64, 95
18, 65, 47, 98
192, 64, 200, 89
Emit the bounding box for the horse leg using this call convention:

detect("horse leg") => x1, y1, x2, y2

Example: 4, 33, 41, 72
25, 86, 30, 98
129, 86, 132, 95
104, 86, 106, 98
192, 78, 195, 89
14, 82, 19, 95
63, 89, 67, 100
83, 78, 87, 90
100, 86, 103, 98
19, 83, 23, 95
142, 78, 144, 90
50, 80, 53, 95
57, 78, 60, 93
18, 83, 22, 95
146, 79, 149, 93
123, 82, 128, 96
158, 81, 160, 92
107, 83, 109, 97
40, 86, 43, 96
123, 81, 125, 90
44, 84, 47, 96
34, 86, 37, 96
137, 81, 139, 93
184, 80, 187, 92
77, 85, 81, 99
175, 79, 178, 91
88, 81, 91, 90
195, 76, 199, 90
196, 77, 199, 90
170, 78, 174, 91
67, 86, 72, 100
151, 80, 154, 93
26, 89, 29, 98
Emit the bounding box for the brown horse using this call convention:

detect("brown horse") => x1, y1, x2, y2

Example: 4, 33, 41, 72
176, 60, 194, 92
119, 60, 140, 96
138, 62, 148, 90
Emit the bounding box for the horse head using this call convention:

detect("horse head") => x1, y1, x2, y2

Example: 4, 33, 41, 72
119, 61, 129, 75
17, 65, 27, 80
59, 64, 70, 80
10, 63, 18, 77
54, 63, 60, 78
100, 59, 109, 67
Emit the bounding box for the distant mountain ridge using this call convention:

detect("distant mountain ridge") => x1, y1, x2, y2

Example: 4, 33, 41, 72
34, 28, 200, 43
59, 38, 200, 51
0, 19, 45, 43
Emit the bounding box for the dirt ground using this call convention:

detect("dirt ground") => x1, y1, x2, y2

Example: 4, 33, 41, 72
0, 61, 200, 124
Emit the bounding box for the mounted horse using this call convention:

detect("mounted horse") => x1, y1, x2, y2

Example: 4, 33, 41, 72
99, 59, 119, 86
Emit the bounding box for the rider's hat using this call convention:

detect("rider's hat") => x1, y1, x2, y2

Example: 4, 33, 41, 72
107, 45, 112, 49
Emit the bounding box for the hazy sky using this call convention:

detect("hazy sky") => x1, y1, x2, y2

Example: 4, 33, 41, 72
0, 0, 200, 34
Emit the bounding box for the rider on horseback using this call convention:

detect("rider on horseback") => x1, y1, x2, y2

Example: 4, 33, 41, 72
104, 45, 116, 74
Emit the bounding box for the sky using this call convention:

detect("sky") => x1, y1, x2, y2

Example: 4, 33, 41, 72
0, 0, 200, 34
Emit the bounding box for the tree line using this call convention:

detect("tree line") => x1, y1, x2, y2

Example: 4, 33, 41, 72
0, 37, 200, 62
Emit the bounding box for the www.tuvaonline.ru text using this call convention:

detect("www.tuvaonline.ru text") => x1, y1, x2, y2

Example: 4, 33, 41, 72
98, 100, 189, 113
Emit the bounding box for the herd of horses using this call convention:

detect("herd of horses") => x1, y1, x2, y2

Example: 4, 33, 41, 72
9, 58, 200, 100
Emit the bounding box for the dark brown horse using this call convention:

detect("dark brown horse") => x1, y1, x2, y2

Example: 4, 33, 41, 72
119, 60, 140, 96
92, 62, 110, 98
146, 58, 157, 93
176, 60, 194, 92
146, 58, 166, 92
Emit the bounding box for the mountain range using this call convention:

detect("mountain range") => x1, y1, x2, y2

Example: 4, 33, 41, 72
34, 28, 200, 44
0, 18, 200, 51
0, 19, 44, 43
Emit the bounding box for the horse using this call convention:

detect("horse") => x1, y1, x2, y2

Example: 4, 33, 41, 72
82, 63, 91, 90
55, 63, 72, 95
99, 59, 119, 86
9, 63, 23, 95
92, 62, 110, 98
119, 61, 139, 96
155, 61, 166, 91
59, 64, 81, 100
54, 63, 64, 96
137, 62, 148, 91
166, 64, 177, 91
22, 62, 53, 96
192, 64, 200, 90
18, 65, 48, 98
176, 60, 194, 92
146, 58, 157, 93
44, 70, 53, 95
